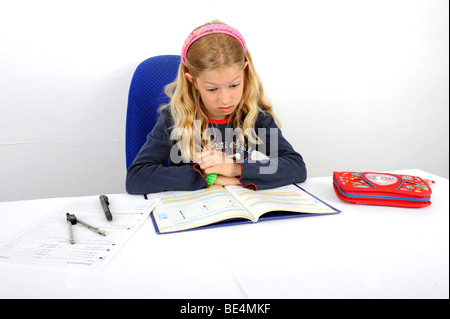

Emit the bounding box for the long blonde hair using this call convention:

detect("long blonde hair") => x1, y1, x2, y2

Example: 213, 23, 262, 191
162, 20, 279, 162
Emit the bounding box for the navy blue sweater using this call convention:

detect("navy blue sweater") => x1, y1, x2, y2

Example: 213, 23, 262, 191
126, 110, 307, 194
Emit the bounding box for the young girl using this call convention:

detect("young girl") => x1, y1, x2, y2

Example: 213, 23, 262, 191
126, 21, 307, 194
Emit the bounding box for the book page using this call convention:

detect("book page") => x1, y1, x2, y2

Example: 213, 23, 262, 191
149, 186, 252, 233
225, 184, 339, 220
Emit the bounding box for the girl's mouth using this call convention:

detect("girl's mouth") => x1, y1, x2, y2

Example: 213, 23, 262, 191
219, 106, 234, 113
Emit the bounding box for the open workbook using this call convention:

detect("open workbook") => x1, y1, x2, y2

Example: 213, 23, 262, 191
148, 184, 340, 234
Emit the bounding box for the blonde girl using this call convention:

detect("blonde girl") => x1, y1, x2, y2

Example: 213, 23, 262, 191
126, 20, 306, 194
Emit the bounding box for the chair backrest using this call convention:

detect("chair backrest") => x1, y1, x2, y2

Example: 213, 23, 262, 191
125, 55, 180, 169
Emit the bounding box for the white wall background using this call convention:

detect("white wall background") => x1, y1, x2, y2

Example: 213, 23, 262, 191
1, 0, 448, 202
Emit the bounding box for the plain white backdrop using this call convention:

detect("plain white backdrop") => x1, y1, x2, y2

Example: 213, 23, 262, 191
1, 0, 448, 201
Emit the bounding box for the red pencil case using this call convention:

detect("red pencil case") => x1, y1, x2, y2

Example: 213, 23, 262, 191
333, 172, 432, 208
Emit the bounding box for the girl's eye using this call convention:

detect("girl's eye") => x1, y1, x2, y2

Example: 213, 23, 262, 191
230, 83, 240, 88
206, 88, 217, 92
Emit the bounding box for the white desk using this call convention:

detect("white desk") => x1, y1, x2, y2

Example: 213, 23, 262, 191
0, 169, 448, 299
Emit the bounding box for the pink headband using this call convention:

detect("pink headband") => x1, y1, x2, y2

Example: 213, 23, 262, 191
181, 24, 247, 66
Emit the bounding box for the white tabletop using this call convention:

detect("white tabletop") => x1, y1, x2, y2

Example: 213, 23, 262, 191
0, 169, 448, 299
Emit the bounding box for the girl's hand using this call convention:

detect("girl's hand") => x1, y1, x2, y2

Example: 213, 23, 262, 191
196, 150, 241, 177
214, 175, 240, 186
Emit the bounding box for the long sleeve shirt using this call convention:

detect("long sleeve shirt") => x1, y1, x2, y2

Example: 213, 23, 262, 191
126, 109, 307, 194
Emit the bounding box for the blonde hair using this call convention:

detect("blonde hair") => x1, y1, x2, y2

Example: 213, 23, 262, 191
162, 20, 279, 162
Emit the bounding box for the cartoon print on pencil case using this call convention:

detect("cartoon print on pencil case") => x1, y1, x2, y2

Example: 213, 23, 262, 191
338, 172, 428, 192
338, 172, 369, 188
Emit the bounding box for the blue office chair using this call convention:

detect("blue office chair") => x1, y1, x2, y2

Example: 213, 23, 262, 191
125, 55, 181, 169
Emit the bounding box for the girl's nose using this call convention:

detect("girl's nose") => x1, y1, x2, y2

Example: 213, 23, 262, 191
220, 89, 232, 105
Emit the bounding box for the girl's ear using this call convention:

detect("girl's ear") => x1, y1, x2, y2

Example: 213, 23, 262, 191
185, 72, 194, 83
185, 72, 198, 89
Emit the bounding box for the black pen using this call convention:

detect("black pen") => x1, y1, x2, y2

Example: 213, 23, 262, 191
99, 195, 113, 221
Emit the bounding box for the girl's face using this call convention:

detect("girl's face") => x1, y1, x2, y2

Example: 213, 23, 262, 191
186, 66, 245, 120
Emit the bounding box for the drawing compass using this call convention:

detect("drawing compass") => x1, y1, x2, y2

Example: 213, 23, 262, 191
66, 213, 106, 244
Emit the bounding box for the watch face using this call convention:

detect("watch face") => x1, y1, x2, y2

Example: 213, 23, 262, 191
364, 173, 399, 186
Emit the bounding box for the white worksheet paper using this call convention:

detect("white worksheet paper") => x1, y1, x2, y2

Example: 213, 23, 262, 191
0, 194, 158, 270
